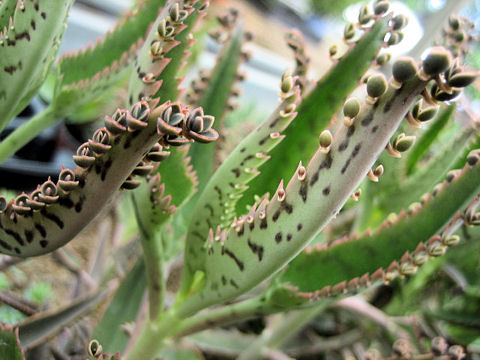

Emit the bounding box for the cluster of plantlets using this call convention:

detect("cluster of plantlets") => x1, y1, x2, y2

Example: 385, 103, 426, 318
0, 0, 479, 358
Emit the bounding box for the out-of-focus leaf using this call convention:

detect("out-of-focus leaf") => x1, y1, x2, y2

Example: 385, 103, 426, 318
92, 259, 146, 355
17, 290, 107, 349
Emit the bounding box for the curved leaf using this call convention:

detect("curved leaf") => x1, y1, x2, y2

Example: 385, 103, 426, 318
0, 0, 74, 130
277, 159, 480, 295
236, 15, 392, 212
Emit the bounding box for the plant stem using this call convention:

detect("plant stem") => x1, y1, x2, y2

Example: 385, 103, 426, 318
131, 193, 166, 320
126, 295, 278, 358
124, 309, 182, 360
336, 297, 409, 340
141, 229, 165, 320
0, 103, 59, 164
175, 295, 274, 337
238, 301, 329, 360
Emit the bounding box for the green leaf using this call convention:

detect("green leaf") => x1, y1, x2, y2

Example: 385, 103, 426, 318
189, 329, 256, 357
378, 124, 479, 215
49, 0, 165, 114
127, 0, 207, 105
189, 20, 245, 189
156, 146, 197, 209
17, 290, 107, 350
276, 159, 480, 295
182, 79, 300, 298
0, 0, 74, 130
237, 16, 391, 212
0, 0, 17, 30
0, 325, 23, 360
406, 104, 455, 175
59, 1, 164, 87
92, 259, 146, 355
178, 73, 434, 316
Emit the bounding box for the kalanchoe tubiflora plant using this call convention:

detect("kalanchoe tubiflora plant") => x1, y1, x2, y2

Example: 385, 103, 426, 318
0, 0, 479, 358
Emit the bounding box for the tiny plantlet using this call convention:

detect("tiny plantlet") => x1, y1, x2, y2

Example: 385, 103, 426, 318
0, 0, 479, 358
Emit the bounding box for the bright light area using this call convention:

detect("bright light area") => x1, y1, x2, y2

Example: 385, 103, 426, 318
429, 0, 446, 10
344, 1, 424, 57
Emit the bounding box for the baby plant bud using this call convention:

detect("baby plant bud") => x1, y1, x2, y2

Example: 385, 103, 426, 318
368, 164, 384, 182
448, 345, 465, 359
422, 47, 452, 76
467, 149, 480, 166
407, 202, 421, 214
343, 97, 361, 118
88, 340, 102, 357
447, 71, 478, 88
329, 44, 337, 57
169, 3, 180, 22
446, 170, 459, 182
417, 105, 438, 122
393, 133, 415, 152
157, 19, 175, 38
199, 1, 209, 11
386, 212, 397, 224
429, 83, 460, 102
442, 235, 460, 246
344, 22, 356, 40
376, 53, 391, 66
281, 75, 294, 93
392, 57, 418, 83
374, 164, 384, 177
427, 239, 446, 256
448, 15, 460, 31
403, 262, 419, 276
150, 40, 163, 57
391, 14, 408, 31
393, 339, 411, 357
358, 4, 372, 25
454, 30, 466, 43
411, 100, 421, 118
367, 73, 387, 98
431, 337, 448, 355
374, 0, 390, 15
319, 130, 333, 152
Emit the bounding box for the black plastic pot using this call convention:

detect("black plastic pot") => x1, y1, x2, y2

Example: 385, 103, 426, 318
0, 98, 76, 191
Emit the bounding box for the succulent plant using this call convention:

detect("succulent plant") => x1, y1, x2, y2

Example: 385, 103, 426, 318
0, 0, 479, 359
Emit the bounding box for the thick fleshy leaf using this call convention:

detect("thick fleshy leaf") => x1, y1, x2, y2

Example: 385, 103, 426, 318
48, 0, 165, 114
276, 158, 480, 296
0, 101, 179, 257
178, 66, 438, 315
377, 123, 479, 215
127, 0, 207, 106
0, 325, 23, 360
92, 259, 146, 355
17, 290, 108, 350
0, 0, 74, 130
236, 15, 392, 212
189, 20, 245, 189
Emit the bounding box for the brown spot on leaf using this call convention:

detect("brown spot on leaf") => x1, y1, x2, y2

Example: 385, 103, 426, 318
35, 223, 46, 237
275, 232, 282, 243
247, 238, 264, 261
222, 248, 244, 271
